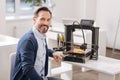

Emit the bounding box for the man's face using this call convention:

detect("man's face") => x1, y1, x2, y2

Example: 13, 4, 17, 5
33, 11, 51, 34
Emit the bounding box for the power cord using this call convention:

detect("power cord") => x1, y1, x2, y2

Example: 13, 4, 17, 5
72, 21, 87, 50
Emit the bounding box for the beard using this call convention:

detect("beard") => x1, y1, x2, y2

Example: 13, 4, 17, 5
39, 24, 49, 33
42, 27, 48, 33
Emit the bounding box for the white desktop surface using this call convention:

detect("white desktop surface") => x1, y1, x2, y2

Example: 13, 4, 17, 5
67, 56, 120, 75
0, 34, 19, 46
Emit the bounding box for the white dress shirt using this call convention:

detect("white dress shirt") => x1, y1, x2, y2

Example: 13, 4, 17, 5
32, 26, 47, 78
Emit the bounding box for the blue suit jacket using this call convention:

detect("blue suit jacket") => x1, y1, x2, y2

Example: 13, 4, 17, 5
11, 30, 53, 80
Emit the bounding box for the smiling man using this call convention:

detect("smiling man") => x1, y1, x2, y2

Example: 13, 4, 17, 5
11, 7, 64, 80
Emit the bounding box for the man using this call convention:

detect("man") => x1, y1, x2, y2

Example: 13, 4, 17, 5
11, 7, 64, 80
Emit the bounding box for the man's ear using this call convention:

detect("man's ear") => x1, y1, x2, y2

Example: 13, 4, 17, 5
33, 17, 36, 21
33, 17, 36, 24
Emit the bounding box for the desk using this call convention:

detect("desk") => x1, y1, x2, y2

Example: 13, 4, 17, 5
66, 56, 120, 80
48, 58, 72, 80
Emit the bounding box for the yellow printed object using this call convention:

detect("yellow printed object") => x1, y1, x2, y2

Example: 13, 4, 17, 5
75, 49, 85, 53
59, 35, 64, 41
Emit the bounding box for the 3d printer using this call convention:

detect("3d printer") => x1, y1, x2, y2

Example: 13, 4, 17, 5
53, 19, 99, 63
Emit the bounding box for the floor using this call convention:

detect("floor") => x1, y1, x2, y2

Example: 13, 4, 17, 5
52, 48, 120, 80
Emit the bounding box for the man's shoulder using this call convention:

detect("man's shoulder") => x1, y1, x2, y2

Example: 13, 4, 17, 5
19, 30, 37, 43
17, 30, 38, 52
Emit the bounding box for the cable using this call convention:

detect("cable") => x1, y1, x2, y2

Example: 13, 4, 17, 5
79, 24, 86, 45
71, 21, 80, 49
72, 21, 86, 50
72, 21, 80, 25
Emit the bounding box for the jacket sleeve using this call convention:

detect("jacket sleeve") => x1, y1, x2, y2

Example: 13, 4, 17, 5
47, 49, 54, 57
19, 39, 43, 80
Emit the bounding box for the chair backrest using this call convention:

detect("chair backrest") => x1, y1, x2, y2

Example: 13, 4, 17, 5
9, 52, 16, 80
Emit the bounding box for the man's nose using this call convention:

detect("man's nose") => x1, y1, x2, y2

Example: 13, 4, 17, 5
44, 20, 49, 25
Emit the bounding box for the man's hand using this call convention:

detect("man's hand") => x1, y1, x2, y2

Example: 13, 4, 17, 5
53, 51, 65, 63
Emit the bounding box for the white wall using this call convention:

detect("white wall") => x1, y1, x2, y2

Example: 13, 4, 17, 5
86, 0, 97, 20
53, 0, 97, 21
0, 0, 6, 34
75, 0, 97, 20
96, 0, 120, 49
75, 0, 86, 20
53, 0, 77, 21
6, 18, 33, 38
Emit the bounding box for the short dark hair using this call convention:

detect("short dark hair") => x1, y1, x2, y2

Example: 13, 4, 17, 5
34, 7, 52, 18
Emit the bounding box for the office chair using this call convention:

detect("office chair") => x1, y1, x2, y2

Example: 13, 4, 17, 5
9, 52, 16, 80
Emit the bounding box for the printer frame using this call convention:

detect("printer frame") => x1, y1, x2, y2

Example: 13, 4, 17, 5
63, 24, 99, 63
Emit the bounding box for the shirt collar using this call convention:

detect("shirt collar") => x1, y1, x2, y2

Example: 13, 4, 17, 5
32, 26, 46, 40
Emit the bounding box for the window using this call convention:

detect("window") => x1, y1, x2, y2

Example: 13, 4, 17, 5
6, 0, 56, 16
6, 0, 15, 13
6, 0, 33, 15
20, 0, 33, 14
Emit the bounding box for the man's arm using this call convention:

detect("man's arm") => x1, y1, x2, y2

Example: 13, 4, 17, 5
20, 39, 43, 80
47, 49, 54, 57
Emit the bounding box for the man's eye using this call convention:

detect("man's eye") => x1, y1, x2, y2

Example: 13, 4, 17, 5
47, 19, 50, 21
40, 18, 45, 21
